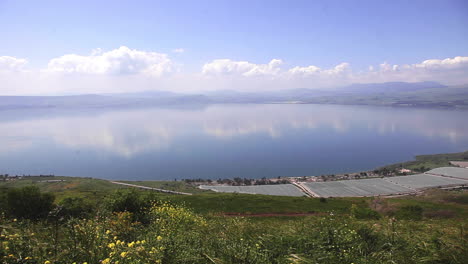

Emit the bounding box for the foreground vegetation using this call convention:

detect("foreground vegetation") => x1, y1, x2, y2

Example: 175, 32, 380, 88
1, 177, 467, 263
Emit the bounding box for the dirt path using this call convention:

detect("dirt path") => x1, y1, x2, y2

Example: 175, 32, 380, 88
110, 181, 192, 195
220, 212, 325, 217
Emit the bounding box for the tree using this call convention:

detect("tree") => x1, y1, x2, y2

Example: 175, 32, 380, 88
6, 186, 55, 220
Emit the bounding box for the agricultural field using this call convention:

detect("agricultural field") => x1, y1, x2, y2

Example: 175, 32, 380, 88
200, 169, 468, 198
426, 167, 468, 180
199, 184, 306, 197
303, 178, 414, 197
385, 174, 468, 189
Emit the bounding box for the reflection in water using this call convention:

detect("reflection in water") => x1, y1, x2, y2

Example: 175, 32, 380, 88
0, 104, 467, 179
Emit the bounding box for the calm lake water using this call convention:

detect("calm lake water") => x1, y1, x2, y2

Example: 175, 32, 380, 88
1, 104, 467, 180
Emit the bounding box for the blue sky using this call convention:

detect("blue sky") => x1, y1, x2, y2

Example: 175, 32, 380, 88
0, 0, 468, 94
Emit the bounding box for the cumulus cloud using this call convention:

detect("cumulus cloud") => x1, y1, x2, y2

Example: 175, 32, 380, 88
0, 56, 28, 72
47, 46, 173, 76
1, 50, 468, 95
199, 56, 468, 90
288, 62, 350, 76
412, 56, 468, 70
357, 56, 468, 85
202, 59, 283, 77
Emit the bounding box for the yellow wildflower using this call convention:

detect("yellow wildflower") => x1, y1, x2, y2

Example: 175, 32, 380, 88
102, 258, 110, 264
157, 235, 163, 241
120, 252, 128, 258
108, 242, 115, 249
44, 261, 51, 264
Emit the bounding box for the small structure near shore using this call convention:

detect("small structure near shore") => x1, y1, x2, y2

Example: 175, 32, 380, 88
450, 161, 468, 168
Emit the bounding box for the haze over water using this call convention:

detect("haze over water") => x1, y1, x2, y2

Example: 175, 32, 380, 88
1, 104, 467, 180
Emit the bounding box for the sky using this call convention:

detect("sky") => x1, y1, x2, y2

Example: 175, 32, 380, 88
0, 0, 468, 95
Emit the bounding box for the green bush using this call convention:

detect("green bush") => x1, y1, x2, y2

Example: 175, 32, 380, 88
350, 204, 381, 219
58, 197, 95, 219
6, 186, 55, 220
104, 189, 157, 223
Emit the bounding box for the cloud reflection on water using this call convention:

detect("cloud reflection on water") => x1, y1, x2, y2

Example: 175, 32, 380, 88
0, 104, 467, 157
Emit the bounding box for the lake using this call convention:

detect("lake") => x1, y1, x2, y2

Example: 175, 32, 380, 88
1, 104, 467, 180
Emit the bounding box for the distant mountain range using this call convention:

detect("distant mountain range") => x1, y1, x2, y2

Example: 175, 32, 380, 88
1, 81, 467, 109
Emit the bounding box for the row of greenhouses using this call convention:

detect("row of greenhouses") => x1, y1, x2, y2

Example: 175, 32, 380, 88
199, 184, 306, 196
199, 167, 468, 197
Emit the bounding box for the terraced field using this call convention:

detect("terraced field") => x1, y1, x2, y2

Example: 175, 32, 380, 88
426, 167, 468, 180
198, 184, 306, 197
302, 178, 414, 197
385, 174, 468, 189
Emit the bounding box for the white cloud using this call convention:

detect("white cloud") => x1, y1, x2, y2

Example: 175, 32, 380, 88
412, 56, 468, 70
358, 56, 468, 85
47, 46, 173, 76
0, 56, 28, 72
288, 62, 350, 76
202, 59, 283, 77
1, 50, 468, 95
172, 48, 185, 53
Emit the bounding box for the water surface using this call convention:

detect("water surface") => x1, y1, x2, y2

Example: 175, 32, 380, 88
1, 104, 467, 180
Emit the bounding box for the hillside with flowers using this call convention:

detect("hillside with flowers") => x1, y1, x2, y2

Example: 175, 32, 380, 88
1, 180, 467, 263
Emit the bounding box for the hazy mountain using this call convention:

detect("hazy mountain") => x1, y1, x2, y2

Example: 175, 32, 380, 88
0, 82, 466, 109
340, 81, 446, 94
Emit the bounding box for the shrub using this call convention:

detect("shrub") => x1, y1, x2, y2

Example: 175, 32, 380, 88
105, 189, 153, 223
58, 197, 94, 219
350, 204, 381, 220
6, 186, 55, 220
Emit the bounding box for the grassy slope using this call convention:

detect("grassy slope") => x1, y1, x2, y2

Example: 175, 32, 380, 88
165, 192, 358, 214
2, 176, 467, 222
385, 189, 468, 218
0, 176, 128, 202
378, 151, 468, 171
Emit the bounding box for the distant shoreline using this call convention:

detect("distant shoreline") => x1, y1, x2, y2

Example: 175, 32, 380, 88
3, 151, 467, 184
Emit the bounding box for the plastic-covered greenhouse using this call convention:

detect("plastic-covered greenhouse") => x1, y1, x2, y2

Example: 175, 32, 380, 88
199, 184, 306, 196
426, 167, 468, 180
385, 174, 468, 189
302, 178, 413, 197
